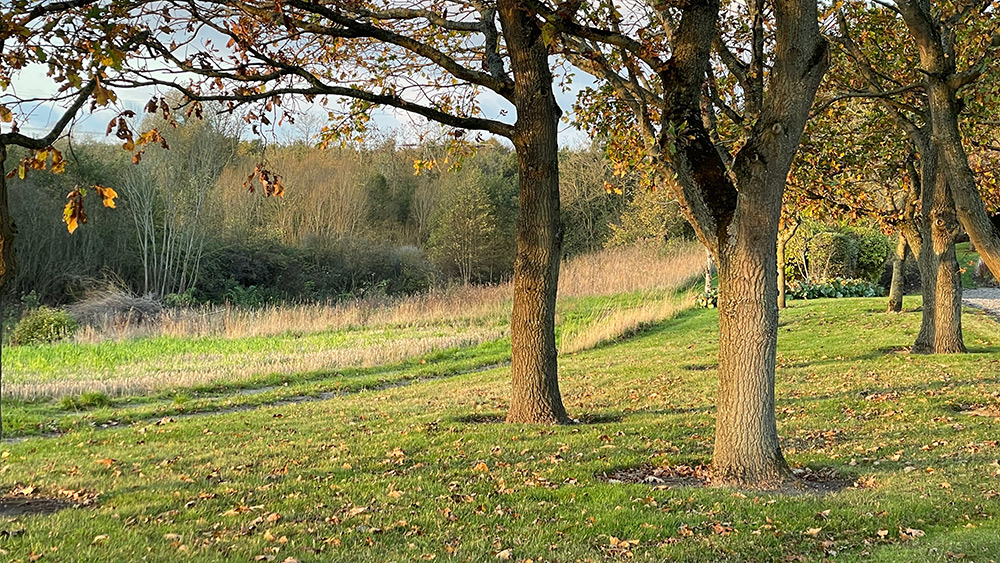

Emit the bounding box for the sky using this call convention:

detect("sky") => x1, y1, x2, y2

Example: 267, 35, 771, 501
8, 61, 593, 150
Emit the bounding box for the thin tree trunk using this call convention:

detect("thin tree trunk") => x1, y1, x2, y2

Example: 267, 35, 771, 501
0, 144, 13, 302
499, 0, 568, 424
887, 233, 907, 313
894, 0, 1000, 285
704, 249, 713, 294
0, 143, 9, 443
777, 217, 798, 309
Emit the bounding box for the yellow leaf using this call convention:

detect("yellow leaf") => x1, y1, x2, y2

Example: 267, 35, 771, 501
64, 201, 79, 234
95, 185, 118, 208
91, 534, 110, 545
0, 106, 11, 122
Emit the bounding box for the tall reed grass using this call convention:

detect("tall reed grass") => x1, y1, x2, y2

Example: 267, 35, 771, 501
5, 241, 706, 400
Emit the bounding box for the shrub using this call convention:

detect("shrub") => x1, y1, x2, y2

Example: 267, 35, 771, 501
10, 306, 78, 346
786, 277, 885, 300
807, 232, 859, 279
848, 226, 894, 282
69, 290, 163, 326
696, 288, 719, 309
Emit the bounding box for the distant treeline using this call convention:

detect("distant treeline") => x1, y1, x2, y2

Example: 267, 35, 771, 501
8, 117, 694, 307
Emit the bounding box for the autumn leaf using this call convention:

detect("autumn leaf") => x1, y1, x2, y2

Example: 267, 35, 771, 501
64, 189, 87, 234
94, 458, 115, 468
95, 185, 118, 208
91, 534, 110, 545
0, 105, 12, 123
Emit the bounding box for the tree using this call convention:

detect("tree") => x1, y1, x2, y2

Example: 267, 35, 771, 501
111, 0, 571, 423
891, 0, 1000, 283
428, 167, 506, 283
538, 0, 829, 487
819, 3, 1000, 353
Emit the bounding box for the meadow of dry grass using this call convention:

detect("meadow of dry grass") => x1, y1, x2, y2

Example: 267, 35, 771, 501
4, 241, 706, 401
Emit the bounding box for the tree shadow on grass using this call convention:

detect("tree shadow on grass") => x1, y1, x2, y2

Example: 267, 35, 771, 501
452, 412, 625, 425
595, 463, 857, 495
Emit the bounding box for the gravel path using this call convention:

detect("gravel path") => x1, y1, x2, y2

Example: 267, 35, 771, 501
962, 288, 1000, 319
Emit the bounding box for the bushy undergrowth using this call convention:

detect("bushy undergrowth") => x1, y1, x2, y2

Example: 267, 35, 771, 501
696, 277, 884, 309
10, 306, 78, 346
786, 277, 885, 300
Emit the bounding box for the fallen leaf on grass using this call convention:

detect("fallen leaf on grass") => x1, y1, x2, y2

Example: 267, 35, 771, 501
91, 534, 110, 545
94, 458, 115, 468
804, 527, 823, 537
496, 548, 512, 559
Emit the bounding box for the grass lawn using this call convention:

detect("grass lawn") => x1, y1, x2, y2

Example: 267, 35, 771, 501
1, 296, 999, 561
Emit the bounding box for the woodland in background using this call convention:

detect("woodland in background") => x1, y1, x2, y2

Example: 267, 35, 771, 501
5, 116, 698, 310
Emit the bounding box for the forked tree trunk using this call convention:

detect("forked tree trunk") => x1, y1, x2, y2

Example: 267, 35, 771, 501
887, 233, 907, 313
910, 163, 965, 354
499, 0, 569, 424
895, 0, 1000, 284
713, 204, 790, 487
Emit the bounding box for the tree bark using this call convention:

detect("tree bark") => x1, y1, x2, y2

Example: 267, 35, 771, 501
886, 233, 907, 313
907, 151, 965, 354
713, 200, 789, 487
499, 0, 569, 424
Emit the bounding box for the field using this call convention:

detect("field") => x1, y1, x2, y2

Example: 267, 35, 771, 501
2, 246, 1000, 561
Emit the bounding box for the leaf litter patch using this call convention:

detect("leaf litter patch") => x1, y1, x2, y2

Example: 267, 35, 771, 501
597, 464, 855, 494
0, 484, 98, 519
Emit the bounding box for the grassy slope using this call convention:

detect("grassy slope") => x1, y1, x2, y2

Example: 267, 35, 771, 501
1, 297, 999, 562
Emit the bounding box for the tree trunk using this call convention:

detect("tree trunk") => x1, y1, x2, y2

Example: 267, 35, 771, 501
0, 144, 13, 303
887, 233, 907, 313
911, 163, 965, 354
0, 144, 9, 442
704, 249, 713, 294
499, 0, 569, 424
777, 217, 798, 309
713, 204, 790, 487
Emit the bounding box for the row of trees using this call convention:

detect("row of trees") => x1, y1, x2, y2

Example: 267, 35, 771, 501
2, 0, 998, 488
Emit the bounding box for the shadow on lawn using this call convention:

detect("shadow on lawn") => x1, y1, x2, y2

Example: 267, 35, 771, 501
452, 412, 625, 425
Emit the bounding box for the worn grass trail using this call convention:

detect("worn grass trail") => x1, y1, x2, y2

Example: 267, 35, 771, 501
1, 297, 999, 562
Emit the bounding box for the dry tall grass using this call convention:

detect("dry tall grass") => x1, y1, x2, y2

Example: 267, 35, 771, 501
74, 241, 705, 345
7, 242, 706, 400
558, 294, 694, 355
558, 240, 705, 297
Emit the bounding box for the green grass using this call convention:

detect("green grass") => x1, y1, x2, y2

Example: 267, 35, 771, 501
957, 241, 980, 289
1, 296, 999, 561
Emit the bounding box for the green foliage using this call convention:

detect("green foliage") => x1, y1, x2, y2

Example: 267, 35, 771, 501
785, 277, 886, 300
606, 187, 694, 247
163, 288, 197, 308
58, 391, 111, 411
427, 166, 514, 283
695, 288, 718, 309
785, 220, 891, 283
847, 225, 894, 282
10, 306, 78, 346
